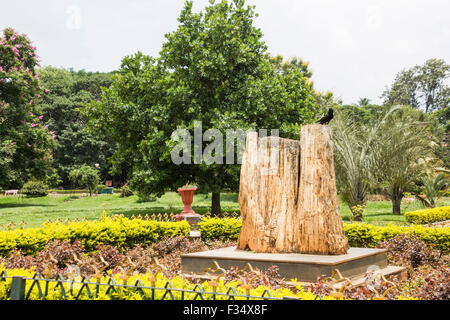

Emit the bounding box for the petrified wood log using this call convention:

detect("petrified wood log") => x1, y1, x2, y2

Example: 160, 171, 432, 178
237, 125, 348, 255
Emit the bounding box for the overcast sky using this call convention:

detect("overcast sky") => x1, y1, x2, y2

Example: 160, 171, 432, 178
1, 0, 449, 104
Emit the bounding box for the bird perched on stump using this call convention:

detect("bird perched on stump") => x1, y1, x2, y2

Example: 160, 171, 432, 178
319, 108, 334, 125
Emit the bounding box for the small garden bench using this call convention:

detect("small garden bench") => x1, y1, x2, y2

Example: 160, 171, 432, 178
4, 189, 18, 196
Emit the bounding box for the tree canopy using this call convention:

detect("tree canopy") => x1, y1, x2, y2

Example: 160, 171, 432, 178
39, 66, 117, 187
69, 164, 100, 196
382, 58, 450, 113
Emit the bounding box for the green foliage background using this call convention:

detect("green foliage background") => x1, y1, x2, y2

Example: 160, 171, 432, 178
39, 67, 117, 187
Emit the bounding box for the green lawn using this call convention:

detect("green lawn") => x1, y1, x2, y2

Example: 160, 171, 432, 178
339, 197, 449, 226
0, 192, 239, 229
0, 192, 448, 229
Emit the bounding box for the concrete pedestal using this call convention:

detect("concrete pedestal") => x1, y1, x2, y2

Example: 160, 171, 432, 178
181, 246, 394, 282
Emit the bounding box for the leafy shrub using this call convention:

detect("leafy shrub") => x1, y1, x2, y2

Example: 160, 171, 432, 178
197, 218, 450, 254
45, 171, 62, 188
21, 180, 49, 197
69, 164, 99, 196
35, 239, 85, 269
91, 243, 123, 270
0, 249, 35, 270
377, 234, 441, 268
415, 267, 450, 300
224, 265, 286, 290
404, 206, 450, 224
120, 185, 133, 197
350, 204, 366, 222
0, 216, 190, 256
150, 236, 196, 257
419, 173, 449, 208
343, 223, 450, 254
198, 217, 242, 241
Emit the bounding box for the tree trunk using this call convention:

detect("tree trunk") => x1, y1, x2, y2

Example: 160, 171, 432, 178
211, 191, 221, 216
237, 125, 349, 255
392, 193, 403, 215
390, 184, 404, 215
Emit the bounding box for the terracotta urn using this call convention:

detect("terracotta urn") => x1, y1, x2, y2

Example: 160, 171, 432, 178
173, 186, 202, 224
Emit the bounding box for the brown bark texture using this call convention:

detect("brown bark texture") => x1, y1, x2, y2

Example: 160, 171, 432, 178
237, 124, 349, 255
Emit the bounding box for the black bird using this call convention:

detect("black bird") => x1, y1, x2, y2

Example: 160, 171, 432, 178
319, 108, 334, 125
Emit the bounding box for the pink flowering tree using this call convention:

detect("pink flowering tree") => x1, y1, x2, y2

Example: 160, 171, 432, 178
0, 27, 56, 188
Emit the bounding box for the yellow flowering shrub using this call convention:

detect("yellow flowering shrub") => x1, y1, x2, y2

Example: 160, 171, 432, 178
199, 218, 450, 254
0, 216, 190, 256
404, 206, 450, 224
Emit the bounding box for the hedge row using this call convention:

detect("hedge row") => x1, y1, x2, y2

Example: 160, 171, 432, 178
2, 216, 448, 257
404, 206, 450, 224
342, 223, 449, 253
198, 217, 450, 254
198, 217, 242, 241
0, 217, 190, 256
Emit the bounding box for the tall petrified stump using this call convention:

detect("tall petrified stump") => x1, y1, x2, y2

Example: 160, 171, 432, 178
237, 124, 348, 255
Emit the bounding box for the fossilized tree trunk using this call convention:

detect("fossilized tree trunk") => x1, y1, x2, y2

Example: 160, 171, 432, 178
237, 125, 348, 255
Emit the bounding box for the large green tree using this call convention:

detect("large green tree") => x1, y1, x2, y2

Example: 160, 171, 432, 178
382, 59, 449, 170
382, 58, 450, 113
84, 0, 319, 214
0, 28, 56, 189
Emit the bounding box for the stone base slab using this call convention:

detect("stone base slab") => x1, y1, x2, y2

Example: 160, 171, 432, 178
181, 246, 390, 282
